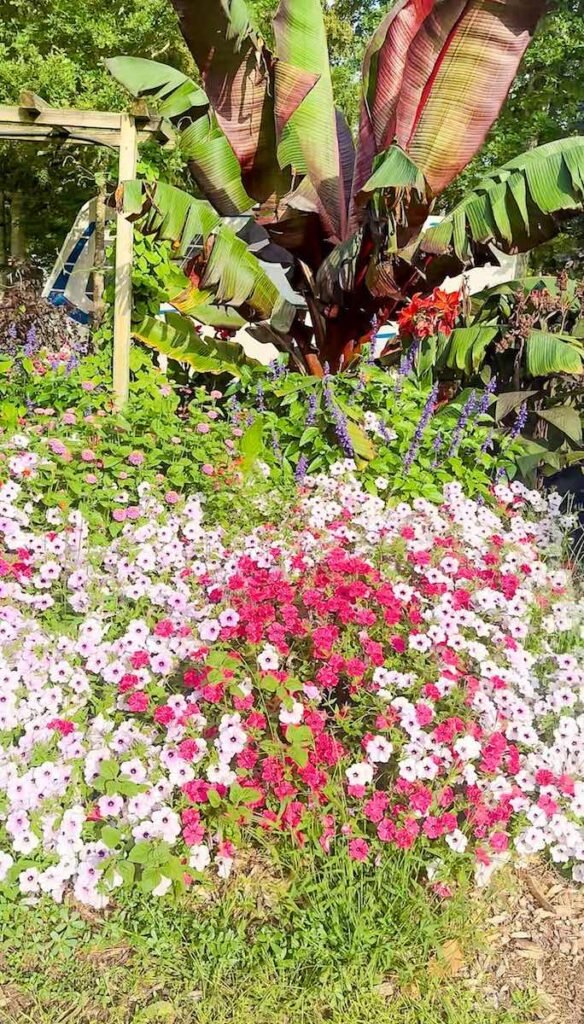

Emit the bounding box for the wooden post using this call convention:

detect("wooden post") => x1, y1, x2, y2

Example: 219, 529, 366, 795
113, 113, 137, 408
92, 177, 107, 327
0, 192, 6, 294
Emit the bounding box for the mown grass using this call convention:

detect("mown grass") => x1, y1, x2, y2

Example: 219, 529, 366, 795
0, 848, 537, 1024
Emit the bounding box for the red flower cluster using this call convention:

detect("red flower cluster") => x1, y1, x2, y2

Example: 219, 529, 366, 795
398, 288, 461, 339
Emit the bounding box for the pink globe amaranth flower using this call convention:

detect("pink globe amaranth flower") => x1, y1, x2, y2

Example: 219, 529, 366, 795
126, 506, 141, 521
165, 490, 180, 505
81, 449, 97, 463
206, 410, 219, 420
118, 471, 129, 480
224, 439, 235, 451
348, 838, 369, 862
201, 464, 214, 476
112, 508, 127, 522
128, 451, 145, 467
48, 439, 67, 456
84, 474, 97, 484
196, 422, 210, 434
210, 389, 222, 399
81, 381, 95, 392
62, 412, 76, 425
160, 385, 172, 397
232, 428, 243, 437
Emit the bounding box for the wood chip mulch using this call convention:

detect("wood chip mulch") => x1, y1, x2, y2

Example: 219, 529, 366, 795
463, 859, 584, 1023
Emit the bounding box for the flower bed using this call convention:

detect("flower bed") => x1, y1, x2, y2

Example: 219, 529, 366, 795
0, 445, 582, 908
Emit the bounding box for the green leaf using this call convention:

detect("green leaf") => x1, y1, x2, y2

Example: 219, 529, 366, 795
357, 145, 427, 205
495, 390, 539, 421
525, 330, 584, 377
240, 416, 264, 459
240, 787, 262, 805
180, 114, 255, 215
536, 406, 582, 443
207, 788, 221, 809
98, 759, 119, 781
285, 724, 313, 746
120, 181, 220, 257
116, 860, 135, 885
160, 856, 186, 882
438, 327, 499, 375
140, 865, 162, 893
129, 842, 151, 865
421, 138, 584, 264
101, 826, 121, 850
288, 745, 309, 768
133, 313, 256, 378
346, 421, 376, 461
106, 56, 208, 117
258, 673, 278, 693
273, 0, 348, 239
133, 1000, 176, 1023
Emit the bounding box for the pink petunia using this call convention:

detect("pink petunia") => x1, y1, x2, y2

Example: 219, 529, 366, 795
348, 838, 369, 862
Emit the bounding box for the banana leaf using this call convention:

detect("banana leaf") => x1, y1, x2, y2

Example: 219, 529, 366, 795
119, 181, 295, 330
421, 138, 584, 264
106, 56, 208, 117
351, 0, 545, 227
273, 0, 350, 241
170, 0, 288, 201
525, 329, 584, 377
133, 312, 258, 376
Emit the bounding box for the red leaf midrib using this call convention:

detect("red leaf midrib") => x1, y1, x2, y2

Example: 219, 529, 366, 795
406, 1, 472, 149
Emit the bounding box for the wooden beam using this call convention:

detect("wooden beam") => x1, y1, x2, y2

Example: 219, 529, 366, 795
19, 90, 52, 113
13, 100, 122, 131
0, 105, 174, 144
0, 123, 123, 147
112, 113, 137, 409
0, 123, 170, 148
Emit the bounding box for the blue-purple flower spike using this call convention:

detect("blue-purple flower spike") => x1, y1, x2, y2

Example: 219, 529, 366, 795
306, 392, 317, 426
295, 455, 309, 483
448, 390, 478, 458
404, 383, 438, 471
510, 403, 528, 439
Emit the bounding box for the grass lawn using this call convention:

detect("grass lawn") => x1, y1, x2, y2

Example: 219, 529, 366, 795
0, 849, 539, 1024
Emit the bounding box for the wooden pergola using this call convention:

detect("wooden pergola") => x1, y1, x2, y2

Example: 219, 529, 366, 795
0, 92, 174, 407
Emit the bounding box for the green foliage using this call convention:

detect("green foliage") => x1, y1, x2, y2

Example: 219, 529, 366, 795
226, 364, 520, 501
106, 0, 564, 375
409, 275, 584, 479
0, 346, 279, 542
0, 849, 537, 1024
